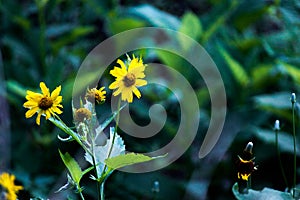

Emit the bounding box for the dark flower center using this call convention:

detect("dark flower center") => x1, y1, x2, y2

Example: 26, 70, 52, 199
38, 97, 53, 110
74, 108, 92, 123
123, 73, 136, 87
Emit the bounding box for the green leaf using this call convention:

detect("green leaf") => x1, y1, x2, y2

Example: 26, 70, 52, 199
218, 46, 250, 87
59, 150, 82, 185
106, 17, 146, 34
6, 80, 27, 97
252, 92, 299, 120
49, 117, 84, 150
201, 0, 238, 43
253, 92, 291, 110
251, 127, 300, 155
105, 152, 166, 170
251, 64, 273, 88
82, 166, 95, 177
232, 182, 293, 200
233, 3, 270, 31
178, 12, 202, 50
52, 26, 95, 52
125, 4, 180, 29
279, 61, 300, 85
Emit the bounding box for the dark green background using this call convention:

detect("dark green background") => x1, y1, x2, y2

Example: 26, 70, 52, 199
1, 0, 300, 199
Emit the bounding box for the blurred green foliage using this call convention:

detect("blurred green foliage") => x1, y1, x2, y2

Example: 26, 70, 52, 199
1, 0, 300, 199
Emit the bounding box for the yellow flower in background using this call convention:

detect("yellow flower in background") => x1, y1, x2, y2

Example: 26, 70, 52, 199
0, 173, 23, 200
85, 87, 106, 104
23, 82, 63, 125
109, 55, 147, 103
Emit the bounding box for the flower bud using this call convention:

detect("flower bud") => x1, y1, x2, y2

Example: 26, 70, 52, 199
152, 181, 160, 193
244, 142, 253, 154
274, 120, 280, 131
291, 93, 297, 104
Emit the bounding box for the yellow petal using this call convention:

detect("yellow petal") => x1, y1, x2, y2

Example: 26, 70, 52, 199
26, 91, 43, 101
135, 79, 147, 87
51, 85, 61, 99
112, 87, 123, 96
36, 112, 42, 125
108, 81, 123, 90
53, 96, 62, 105
51, 106, 63, 114
129, 66, 145, 78
25, 107, 39, 118
40, 82, 50, 96
23, 100, 38, 108
109, 81, 120, 90
45, 110, 51, 119
128, 58, 143, 72
132, 87, 141, 98
117, 59, 127, 71
121, 88, 133, 103
99, 87, 105, 91
110, 67, 127, 78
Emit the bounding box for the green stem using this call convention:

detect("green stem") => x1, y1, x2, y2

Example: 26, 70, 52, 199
107, 98, 121, 159
78, 187, 85, 200
275, 129, 289, 188
247, 176, 251, 190
91, 140, 101, 200
100, 180, 105, 200
50, 115, 92, 156
292, 102, 297, 196
99, 98, 122, 199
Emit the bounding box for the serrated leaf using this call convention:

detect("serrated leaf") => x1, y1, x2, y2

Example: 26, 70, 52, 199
232, 182, 293, 200
85, 127, 125, 176
59, 150, 82, 185
105, 153, 165, 170
218, 46, 250, 87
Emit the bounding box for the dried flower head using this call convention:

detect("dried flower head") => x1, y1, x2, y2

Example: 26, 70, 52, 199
74, 108, 92, 123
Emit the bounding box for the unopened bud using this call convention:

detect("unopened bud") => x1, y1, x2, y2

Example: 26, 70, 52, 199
291, 93, 296, 104
274, 120, 280, 131
152, 181, 160, 193
244, 142, 253, 154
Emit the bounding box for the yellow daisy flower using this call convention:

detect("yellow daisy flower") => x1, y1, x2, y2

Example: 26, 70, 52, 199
109, 55, 147, 103
85, 87, 106, 104
23, 82, 63, 125
0, 172, 23, 200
